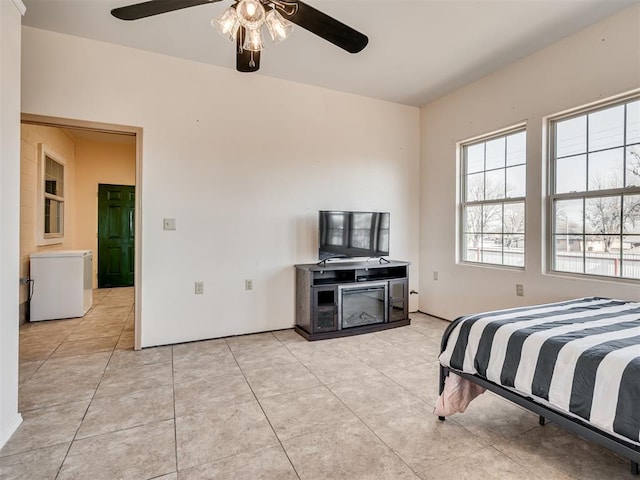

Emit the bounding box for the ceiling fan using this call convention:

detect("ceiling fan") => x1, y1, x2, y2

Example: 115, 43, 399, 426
111, 0, 368, 73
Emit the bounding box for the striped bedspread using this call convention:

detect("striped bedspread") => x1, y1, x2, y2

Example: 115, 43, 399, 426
439, 297, 640, 444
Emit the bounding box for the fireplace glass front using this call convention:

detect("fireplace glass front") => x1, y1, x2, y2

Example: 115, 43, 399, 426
339, 283, 387, 329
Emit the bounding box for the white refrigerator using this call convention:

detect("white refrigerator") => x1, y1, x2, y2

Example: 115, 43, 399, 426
29, 250, 93, 321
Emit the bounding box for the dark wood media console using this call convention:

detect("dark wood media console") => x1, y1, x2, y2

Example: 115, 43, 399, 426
294, 260, 410, 341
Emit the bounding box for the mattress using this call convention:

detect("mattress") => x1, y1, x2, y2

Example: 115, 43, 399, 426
439, 297, 640, 444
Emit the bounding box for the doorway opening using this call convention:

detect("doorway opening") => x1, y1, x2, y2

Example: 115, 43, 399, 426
19, 114, 142, 351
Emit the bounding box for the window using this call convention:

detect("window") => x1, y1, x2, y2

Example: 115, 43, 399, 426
38, 144, 65, 245
461, 127, 526, 266
549, 95, 640, 280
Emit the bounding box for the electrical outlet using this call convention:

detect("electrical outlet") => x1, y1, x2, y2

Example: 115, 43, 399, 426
163, 218, 176, 230
516, 284, 524, 296
433, 271, 438, 281
195, 281, 204, 294
245, 279, 253, 291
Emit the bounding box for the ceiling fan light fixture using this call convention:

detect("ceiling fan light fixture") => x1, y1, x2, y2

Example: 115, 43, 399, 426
243, 27, 265, 52
112, 0, 369, 73
236, 0, 266, 30
214, 6, 240, 42
265, 9, 293, 43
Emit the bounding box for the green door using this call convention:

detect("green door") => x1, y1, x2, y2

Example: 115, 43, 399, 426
98, 184, 135, 288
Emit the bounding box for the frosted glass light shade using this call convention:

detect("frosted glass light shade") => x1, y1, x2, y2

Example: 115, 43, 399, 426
214, 7, 239, 42
265, 9, 293, 43
243, 27, 265, 52
236, 0, 265, 30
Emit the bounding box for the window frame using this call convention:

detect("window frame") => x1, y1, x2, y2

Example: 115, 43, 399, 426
459, 124, 527, 268
37, 143, 66, 246
547, 93, 640, 282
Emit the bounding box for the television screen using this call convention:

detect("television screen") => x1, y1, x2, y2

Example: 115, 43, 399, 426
318, 210, 390, 261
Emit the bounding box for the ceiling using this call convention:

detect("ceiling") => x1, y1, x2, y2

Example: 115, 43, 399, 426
21, 0, 639, 107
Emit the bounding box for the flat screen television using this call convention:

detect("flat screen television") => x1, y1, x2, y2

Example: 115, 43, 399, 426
318, 210, 390, 261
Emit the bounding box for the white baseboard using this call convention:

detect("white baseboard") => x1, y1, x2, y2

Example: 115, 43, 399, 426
0, 413, 23, 450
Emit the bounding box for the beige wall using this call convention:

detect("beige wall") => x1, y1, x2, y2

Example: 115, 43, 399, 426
74, 138, 136, 288
22, 26, 421, 347
419, 4, 640, 321
19, 124, 76, 308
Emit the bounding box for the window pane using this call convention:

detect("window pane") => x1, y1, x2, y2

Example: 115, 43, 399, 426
556, 155, 586, 194
588, 148, 623, 190
585, 196, 621, 235
555, 199, 583, 234
622, 235, 640, 279
485, 137, 505, 170
556, 116, 586, 157
466, 143, 484, 174
485, 169, 505, 200
628, 100, 640, 144
464, 205, 482, 233
481, 236, 502, 265
504, 202, 525, 233
588, 105, 624, 151
554, 236, 584, 273
463, 235, 482, 262
585, 242, 618, 276
44, 179, 58, 196
44, 198, 63, 234
484, 204, 502, 233
555, 234, 584, 254
623, 194, 640, 234
45, 156, 64, 196
466, 173, 484, 201
506, 165, 525, 198
627, 145, 640, 187
504, 235, 524, 267
506, 131, 526, 166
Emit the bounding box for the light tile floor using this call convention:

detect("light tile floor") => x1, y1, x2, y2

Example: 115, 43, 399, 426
1, 287, 635, 479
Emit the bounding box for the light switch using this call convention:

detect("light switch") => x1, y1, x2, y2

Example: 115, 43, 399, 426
163, 218, 176, 230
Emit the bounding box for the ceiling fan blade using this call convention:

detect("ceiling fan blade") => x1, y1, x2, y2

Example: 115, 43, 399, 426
236, 28, 261, 72
111, 0, 220, 21
278, 1, 368, 54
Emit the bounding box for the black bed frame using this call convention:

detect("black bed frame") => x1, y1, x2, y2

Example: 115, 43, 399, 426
438, 323, 640, 476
